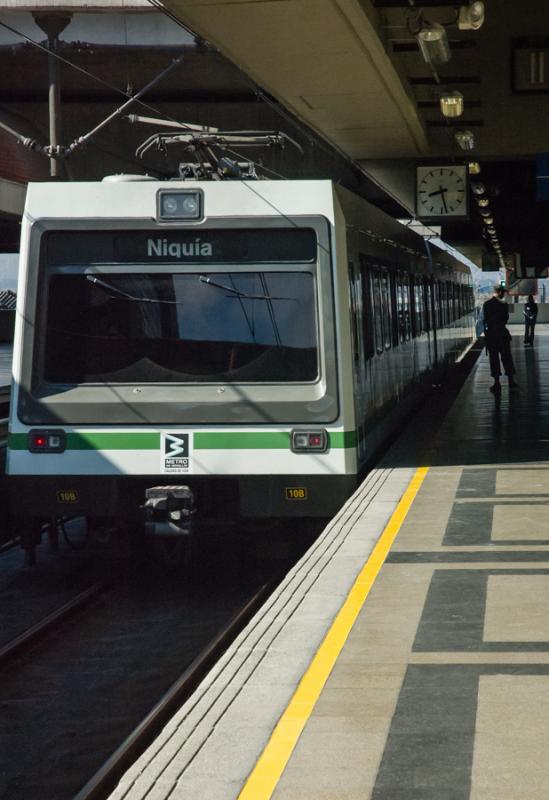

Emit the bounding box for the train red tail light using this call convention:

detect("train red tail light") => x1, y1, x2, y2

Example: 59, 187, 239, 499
291, 429, 328, 453
28, 430, 66, 453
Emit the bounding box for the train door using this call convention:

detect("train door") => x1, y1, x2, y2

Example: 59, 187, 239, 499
348, 258, 368, 464
425, 277, 436, 366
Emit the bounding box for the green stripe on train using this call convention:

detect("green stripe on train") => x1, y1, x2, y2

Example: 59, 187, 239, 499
8, 429, 357, 450
8, 432, 161, 450
195, 430, 357, 449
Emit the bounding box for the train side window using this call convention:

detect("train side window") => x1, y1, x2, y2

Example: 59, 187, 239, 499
414, 279, 424, 335
411, 277, 418, 338
381, 272, 392, 350
373, 271, 383, 354
425, 280, 432, 332
390, 272, 399, 347
439, 281, 446, 327
396, 273, 411, 343
348, 261, 360, 365
359, 255, 375, 359
396, 276, 404, 344
402, 274, 412, 342
448, 281, 454, 322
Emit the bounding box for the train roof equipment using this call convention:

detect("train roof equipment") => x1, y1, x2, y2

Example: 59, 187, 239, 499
128, 114, 304, 181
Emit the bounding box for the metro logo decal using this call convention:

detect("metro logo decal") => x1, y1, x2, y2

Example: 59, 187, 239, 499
162, 432, 192, 473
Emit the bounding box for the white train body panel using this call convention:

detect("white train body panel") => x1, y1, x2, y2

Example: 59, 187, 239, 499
8, 435, 350, 475
7, 178, 473, 520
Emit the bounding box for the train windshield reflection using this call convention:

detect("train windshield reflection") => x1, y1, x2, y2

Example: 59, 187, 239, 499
43, 271, 318, 384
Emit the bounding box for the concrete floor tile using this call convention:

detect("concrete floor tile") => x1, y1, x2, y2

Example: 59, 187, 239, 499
496, 468, 549, 495
471, 675, 549, 800
168, 777, 243, 799
313, 686, 400, 722
484, 574, 549, 641
328, 660, 407, 689
492, 504, 549, 539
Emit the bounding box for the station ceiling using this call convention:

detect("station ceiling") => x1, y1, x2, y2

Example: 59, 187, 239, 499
160, 0, 549, 271
1, 2, 549, 273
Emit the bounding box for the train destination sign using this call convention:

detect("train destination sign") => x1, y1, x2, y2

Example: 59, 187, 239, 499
45, 228, 317, 265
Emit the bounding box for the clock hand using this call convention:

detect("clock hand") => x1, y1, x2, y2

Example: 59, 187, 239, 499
427, 186, 450, 197
439, 186, 449, 213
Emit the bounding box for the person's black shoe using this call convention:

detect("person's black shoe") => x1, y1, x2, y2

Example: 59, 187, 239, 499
490, 382, 501, 393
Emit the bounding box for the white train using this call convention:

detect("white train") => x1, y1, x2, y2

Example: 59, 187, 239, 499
7, 177, 474, 549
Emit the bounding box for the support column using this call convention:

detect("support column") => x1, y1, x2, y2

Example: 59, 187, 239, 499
33, 14, 72, 178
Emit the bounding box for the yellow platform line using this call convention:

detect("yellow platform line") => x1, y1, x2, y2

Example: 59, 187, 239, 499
238, 466, 429, 800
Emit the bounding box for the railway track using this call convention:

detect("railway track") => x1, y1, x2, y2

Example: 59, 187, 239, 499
0, 582, 106, 666
74, 580, 274, 800
0, 531, 289, 800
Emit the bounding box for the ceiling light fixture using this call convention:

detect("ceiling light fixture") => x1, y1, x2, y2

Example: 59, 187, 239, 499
458, 1, 485, 32
417, 23, 451, 65
483, 216, 494, 225
479, 208, 491, 217
477, 197, 489, 207
471, 181, 486, 195
440, 91, 464, 118
468, 161, 481, 175
455, 129, 475, 150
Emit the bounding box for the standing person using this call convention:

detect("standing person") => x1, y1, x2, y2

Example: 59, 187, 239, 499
483, 285, 518, 392
523, 294, 538, 346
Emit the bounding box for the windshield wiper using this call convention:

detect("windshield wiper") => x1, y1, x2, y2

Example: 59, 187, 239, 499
199, 275, 293, 301
86, 274, 294, 304
86, 275, 182, 305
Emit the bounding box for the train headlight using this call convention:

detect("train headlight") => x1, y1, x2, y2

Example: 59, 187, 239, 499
291, 429, 328, 453
28, 429, 66, 453
157, 190, 202, 221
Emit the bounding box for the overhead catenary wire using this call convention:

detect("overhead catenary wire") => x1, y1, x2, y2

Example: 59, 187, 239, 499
2, 4, 413, 238
0, 18, 185, 121
1, 8, 436, 262
143, 0, 416, 213
64, 54, 186, 156
0, 19, 209, 156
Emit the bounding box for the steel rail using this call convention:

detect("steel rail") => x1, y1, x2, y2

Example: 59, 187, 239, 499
73, 579, 276, 800
0, 582, 106, 666
0, 536, 19, 554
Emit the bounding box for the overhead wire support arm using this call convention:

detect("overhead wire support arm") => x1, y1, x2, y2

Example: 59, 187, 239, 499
0, 53, 187, 161
126, 114, 219, 133
0, 118, 45, 155
65, 54, 186, 156
136, 130, 304, 161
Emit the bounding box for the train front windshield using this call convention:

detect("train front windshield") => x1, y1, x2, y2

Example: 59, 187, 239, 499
43, 271, 317, 384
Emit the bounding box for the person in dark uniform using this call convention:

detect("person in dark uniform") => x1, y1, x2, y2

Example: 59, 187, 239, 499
483, 285, 518, 393
523, 294, 538, 346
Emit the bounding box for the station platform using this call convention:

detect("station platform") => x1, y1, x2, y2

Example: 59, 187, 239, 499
109, 325, 549, 800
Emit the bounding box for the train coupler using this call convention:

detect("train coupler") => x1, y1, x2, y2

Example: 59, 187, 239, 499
143, 485, 196, 538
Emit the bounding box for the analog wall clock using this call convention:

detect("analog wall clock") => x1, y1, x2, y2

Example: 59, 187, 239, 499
416, 165, 468, 219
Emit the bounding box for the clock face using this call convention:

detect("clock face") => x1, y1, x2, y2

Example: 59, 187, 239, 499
416, 166, 468, 218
